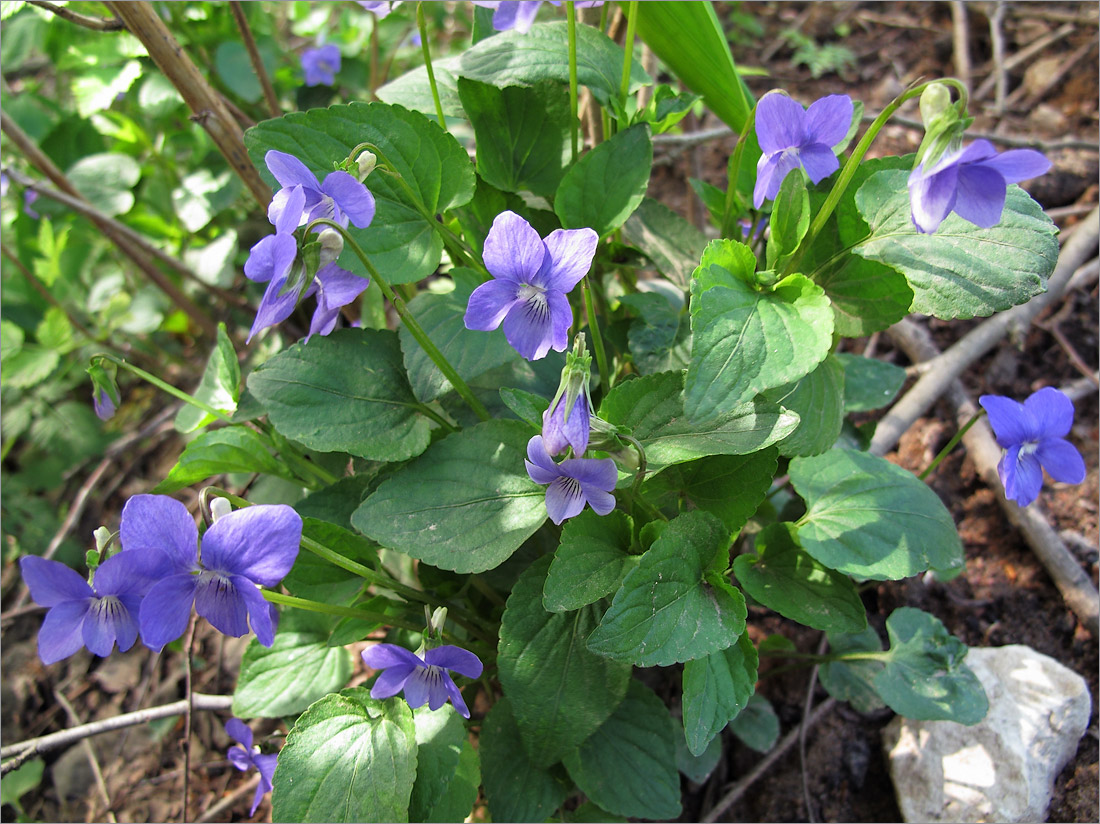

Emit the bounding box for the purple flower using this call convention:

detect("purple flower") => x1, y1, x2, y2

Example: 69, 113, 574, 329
226, 718, 278, 816
264, 150, 376, 232
1, 172, 9, 197
93, 385, 117, 421
473, 1, 601, 31
907, 139, 1051, 234
362, 643, 484, 718
464, 211, 597, 360
979, 388, 1086, 507
358, 0, 401, 17
524, 435, 616, 524
543, 390, 590, 457
20, 552, 166, 664
120, 495, 302, 651
301, 44, 341, 87
23, 189, 39, 219
753, 92, 853, 208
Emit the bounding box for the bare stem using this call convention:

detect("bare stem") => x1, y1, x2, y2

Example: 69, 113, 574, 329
229, 2, 281, 118
27, 0, 123, 30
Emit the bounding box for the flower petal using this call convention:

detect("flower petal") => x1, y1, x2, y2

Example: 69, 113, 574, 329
541, 228, 598, 293
309, 264, 368, 339
542, 392, 589, 456
582, 486, 616, 516
363, 643, 425, 670
907, 162, 959, 234
546, 289, 574, 356
194, 574, 250, 639
1002, 444, 1043, 507
525, 435, 561, 485
244, 233, 298, 284
140, 575, 198, 651
120, 494, 198, 573
442, 675, 471, 718
225, 574, 277, 646
424, 645, 484, 678
93, 550, 172, 599
254, 752, 278, 791
1024, 386, 1075, 439
798, 143, 841, 186
401, 667, 433, 709
545, 476, 587, 524
82, 598, 123, 657
114, 595, 143, 651
268, 185, 307, 234
266, 151, 320, 191
754, 92, 806, 155
38, 600, 91, 664
753, 150, 802, 208
248, 274, 303, 343
502, 291, 557, 360
982, 148, 1051, 184
200, 504, 302, 586
226, 718, 254, 751
227, 743, 253, 772
20, 556, 92, 607
464, 278, 520, 332
371, 665, 418, 699
802, 94, 853, 148
979, 394, 1035, 447
1036, 438, 1086, 485
560, 455, 618, 491
953, 164, 1007, 228
482, 211, 549, 284
322, 172, 376, 229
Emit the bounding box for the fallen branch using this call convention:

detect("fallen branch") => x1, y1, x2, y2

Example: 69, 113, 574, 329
870, 207, 1100, 456
887, 318, 1099, 637
0, 694, 233, 770
195, 774, 261, 823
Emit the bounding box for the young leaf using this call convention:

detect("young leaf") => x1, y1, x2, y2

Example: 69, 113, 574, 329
555, 123, 652, 238
682, 632, 758, 756
599, 370, 798, 477
685, 241, 834, 422
587, 511, 745, 667
499, 556, 632, 767
562, 680, 682, 821
245, 102, 475, 285
456, 78, 571, 198
175, 323, 240, 433
854, 170, 1058, 319
480, 697, 570, 823
543, 509, 636, 613
247, 328, 432, 463
790, 449, 964, 580
766, 171, 810, 268
733, 523, 867, 634
233, 629, 353, 718
152, 427, 298, 493
271, 689, 417, 823
352, 420, 546, 573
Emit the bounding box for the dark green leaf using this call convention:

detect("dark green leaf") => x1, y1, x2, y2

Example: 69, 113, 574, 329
376, 56, 465, 119
271, 689, 416, 823
499, 557, 632, 766
819, 625, 887, 713
682, 632, 758, 756
728, 693, 779, 752
543, 509, 635, 613
498, 386, 549, 430
836, 352, 907, 413
587, 511, 745, 667
733, 523, 867, 633
620, 292, 690, 376
247, 329, 431, 463
409, 706, 467, 822
762, 354, 846, 457
622, 197, 707, 289
674, 722, 722, 783
282, 517, 378, 604
422, 740, 479, 823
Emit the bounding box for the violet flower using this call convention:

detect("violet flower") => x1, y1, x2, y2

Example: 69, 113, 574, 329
524, 435, 616, 524
226, 718, 278, 816
979, 387, 1086, 507
464, 211, 597, 361
23, 189, 39, 219
301, 44, 341, 87
907, 139, 1051, 234
120, 495, 302, 651
20, 552, 166, 664
753, 92, 853, 208
542, 335, 594, 456
93, 385, 117, 421
358, 0, 401, 18
362, 643, 484, 718
264, 150, 376, 233
473, 1, 601, 32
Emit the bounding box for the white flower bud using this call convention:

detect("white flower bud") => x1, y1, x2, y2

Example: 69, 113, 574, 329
318, 228, 344, 267
356, 150, 377, 182
210, 497, 234, 522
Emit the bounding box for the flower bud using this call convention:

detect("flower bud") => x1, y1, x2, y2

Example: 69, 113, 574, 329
93, 526, 112, 553
919, 84, 952, 127
318, 228, 344, 268
210, 497, 234, 522
356, 150, 377, 182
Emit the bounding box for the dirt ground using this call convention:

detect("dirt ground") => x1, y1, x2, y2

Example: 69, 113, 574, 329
2, 2, 1097, 822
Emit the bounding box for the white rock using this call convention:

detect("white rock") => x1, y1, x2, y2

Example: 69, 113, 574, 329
882, 644, 1091, 823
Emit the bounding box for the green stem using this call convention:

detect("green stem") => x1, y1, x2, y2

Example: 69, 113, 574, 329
566, 1, 579, 162
262, 589, 424, 632
306, 219, 491, 422
362, 280, 388, 329
618, 1, 638, 108
581, 277, 610, 394
782, 78, 969, 278
920, 409, 984, 480
252, 419, 339, 488
417, 2, 447, 131
414, 402, 457, 433
93, 354, 232, 423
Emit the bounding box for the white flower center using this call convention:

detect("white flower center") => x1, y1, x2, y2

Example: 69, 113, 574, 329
517, 283, 549, 322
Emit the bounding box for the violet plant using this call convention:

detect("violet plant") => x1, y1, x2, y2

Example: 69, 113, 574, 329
12, 2, 1085, 822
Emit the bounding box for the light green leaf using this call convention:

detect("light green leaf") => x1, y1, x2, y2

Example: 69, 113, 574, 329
836, 352, 906, 413
352, 420, 546, 573
0, 758, 43, 815
766, 171, 810, 267
622, 197, 707, 289
457, 78, 571, 198
457, 21, 650, 107
599, 371, 799, 476
682, 632, 758, 756
422, 740, 479, 823
153, 427, 298, 493
562, 680, 681, 821
762, 354, 845, 457
543, 509, 635, 613
35, 306, 75, 353
271, 689, 416, 823
245, 102, 475, 285
587, 511, 745, 667
376, 56, 465, 119
790, 449, 963, 580
66, 152, 140, 217
499, 557, 632, 766
854, 169, 1058, 319
72, 60, 141, 117
480, 697, 569, 823
233, 630, 352, 718
685, 240, 833, 421
175, 323, 240, 433
733, 523, 867, 634
247, 328, 431, 463
1, 346, 59, 388
555, 123, 651, 238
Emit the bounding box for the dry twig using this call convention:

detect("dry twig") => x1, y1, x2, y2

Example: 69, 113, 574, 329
229, 1, 281, 119
26, 0, 122, 30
